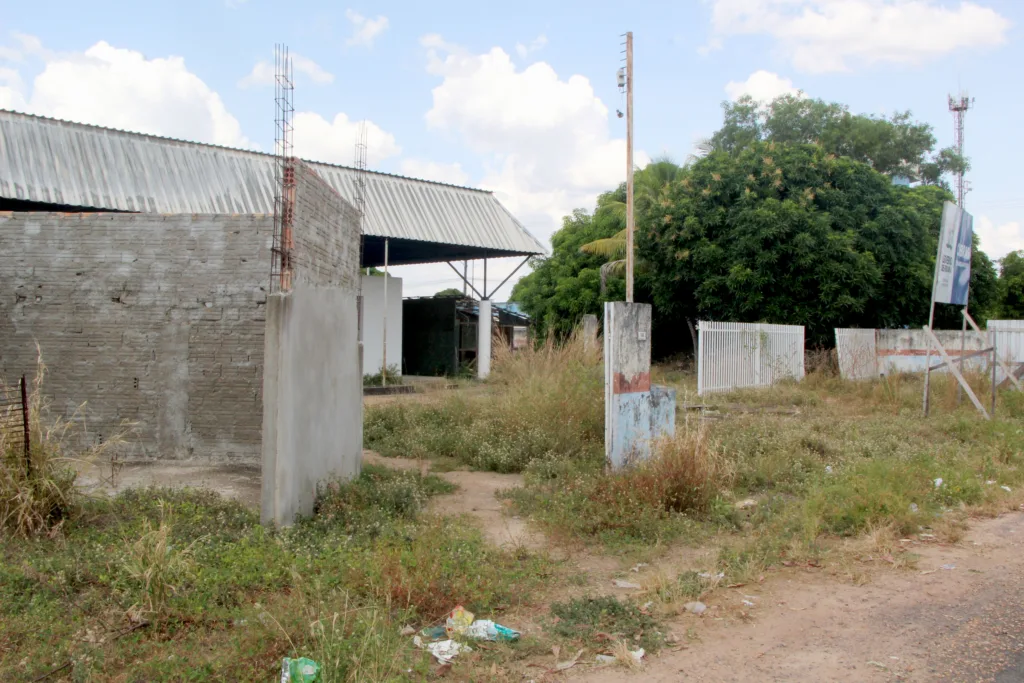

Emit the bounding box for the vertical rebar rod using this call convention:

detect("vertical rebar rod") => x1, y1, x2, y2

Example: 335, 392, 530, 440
20, 375, 30, 479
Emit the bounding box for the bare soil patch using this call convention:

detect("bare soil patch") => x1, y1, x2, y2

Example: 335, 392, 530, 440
579, 511, 1024, 682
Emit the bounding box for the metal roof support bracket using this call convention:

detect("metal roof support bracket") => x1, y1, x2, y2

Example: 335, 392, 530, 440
446, 261, 484, 299
484, 256, 531, 300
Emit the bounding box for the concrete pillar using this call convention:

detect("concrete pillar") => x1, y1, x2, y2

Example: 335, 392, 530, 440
261, 284, 362, 526
604, 302, 652, 469
478, 298, 492, 379
583, 314, 599, 353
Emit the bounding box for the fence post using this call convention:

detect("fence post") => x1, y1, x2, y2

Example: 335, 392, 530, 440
755, 325, 763, 385
992, 337, 998, 417
20, 375, 31, 479
697, 322, 704, 396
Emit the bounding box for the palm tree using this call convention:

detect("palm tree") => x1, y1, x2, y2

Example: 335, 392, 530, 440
579, 158, 684, 293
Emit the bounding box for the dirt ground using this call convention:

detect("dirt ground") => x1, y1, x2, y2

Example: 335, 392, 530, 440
76, 451, 1024, 682
360, 451, 1024, 681
578, 511, 1024, 683
75, 459, 262, 508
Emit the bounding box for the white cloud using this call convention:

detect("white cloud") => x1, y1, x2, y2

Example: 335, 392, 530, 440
293, 111, 400, 166
238, 53, 334, 88
346, 10, 389, 47
421, 34, 647, 245
3, 38, 252, 147
515, 34, 548, 60
976, 215, 1024, 261
704, 0, 1010, 73
725, 69, 799, 103
399, 159, 470, 186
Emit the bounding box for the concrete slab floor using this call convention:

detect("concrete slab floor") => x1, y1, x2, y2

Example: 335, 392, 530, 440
75, 461, 262, 509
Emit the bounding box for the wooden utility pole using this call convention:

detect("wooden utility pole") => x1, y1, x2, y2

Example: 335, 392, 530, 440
625, 31, 635, 303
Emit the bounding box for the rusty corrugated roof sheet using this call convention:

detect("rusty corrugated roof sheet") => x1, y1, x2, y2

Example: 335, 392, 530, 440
0, 109, 545, 256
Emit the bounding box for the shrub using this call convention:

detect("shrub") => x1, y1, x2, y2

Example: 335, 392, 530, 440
509, 424, 733, 544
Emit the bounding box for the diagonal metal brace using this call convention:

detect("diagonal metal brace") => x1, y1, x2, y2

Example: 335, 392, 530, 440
923, 326, 990, 420
962, 310, 1024, 392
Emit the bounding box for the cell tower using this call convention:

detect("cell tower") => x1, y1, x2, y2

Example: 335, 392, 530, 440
271, 44, 295, 293
948, 92, 974, 208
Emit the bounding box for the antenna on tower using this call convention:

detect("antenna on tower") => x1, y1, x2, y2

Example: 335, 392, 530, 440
948, 92, 974, 208
271, 44, 295, 293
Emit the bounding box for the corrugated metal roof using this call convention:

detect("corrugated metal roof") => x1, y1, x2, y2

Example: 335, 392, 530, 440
0, 109, 545, 256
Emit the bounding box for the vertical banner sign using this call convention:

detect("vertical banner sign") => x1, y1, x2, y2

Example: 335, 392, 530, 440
933, 201, 973, 306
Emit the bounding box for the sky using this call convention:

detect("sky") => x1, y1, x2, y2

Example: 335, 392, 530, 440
0, 0, 1021, 299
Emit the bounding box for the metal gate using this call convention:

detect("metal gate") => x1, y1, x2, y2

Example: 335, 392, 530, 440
697, 322, 805, 395
835, 329, 879, 380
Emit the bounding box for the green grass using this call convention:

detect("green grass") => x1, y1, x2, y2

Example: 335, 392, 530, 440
370, 353, 1024, 567
546, 596, 666, 654
0, 467, 550, 682
364, 334, 604, 473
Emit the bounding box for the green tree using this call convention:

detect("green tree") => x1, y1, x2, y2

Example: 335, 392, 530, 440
579, 159, 685, 292
712, 94, 965, 186
638, 142, 993, 345
997, 251, 1024, 319
434, 287, 464, 298
510, 203, 625, 339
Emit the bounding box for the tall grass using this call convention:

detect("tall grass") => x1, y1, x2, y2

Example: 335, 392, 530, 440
0, 352, 132, 536
364, 331, 604, 472
507, 422, 734, 544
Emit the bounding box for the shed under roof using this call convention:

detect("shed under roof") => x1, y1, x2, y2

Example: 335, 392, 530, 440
0, 110, 545, 266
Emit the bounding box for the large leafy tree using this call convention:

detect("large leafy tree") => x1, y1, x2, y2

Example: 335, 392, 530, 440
711, 94, 966, 186
638, 142, 995, 345
997, 251, 1024, 319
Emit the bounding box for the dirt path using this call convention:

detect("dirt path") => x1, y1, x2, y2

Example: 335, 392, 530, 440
362, 450, 546, 549
580, 511, 1024, 683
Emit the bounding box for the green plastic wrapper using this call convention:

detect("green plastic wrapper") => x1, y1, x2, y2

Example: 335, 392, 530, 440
281, 657, 321, 682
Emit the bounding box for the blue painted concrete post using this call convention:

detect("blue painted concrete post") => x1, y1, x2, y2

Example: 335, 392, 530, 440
604, 302, 653, 469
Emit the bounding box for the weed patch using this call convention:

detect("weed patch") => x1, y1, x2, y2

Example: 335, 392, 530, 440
364, 333, 604, 472
547, 596, 664, 653
1, 464, 547, 681
506, 425, 733, 545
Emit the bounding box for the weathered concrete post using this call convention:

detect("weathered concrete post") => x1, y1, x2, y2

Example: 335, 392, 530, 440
478, 298, 492, 379
604, 302, 675, 469
604, 302, 652, 468
583, 314, 599, 353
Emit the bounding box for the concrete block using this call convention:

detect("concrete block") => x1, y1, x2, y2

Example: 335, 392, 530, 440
583, 314, 599, 353
650, 384, 676, 442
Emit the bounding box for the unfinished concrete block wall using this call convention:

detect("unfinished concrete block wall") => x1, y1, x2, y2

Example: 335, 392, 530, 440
261, 161, 362, 526
0, 211, 273, 461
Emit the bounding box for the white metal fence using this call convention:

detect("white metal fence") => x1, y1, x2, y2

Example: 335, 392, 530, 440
697, 321, 806, 396
835, 328, 878, 380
